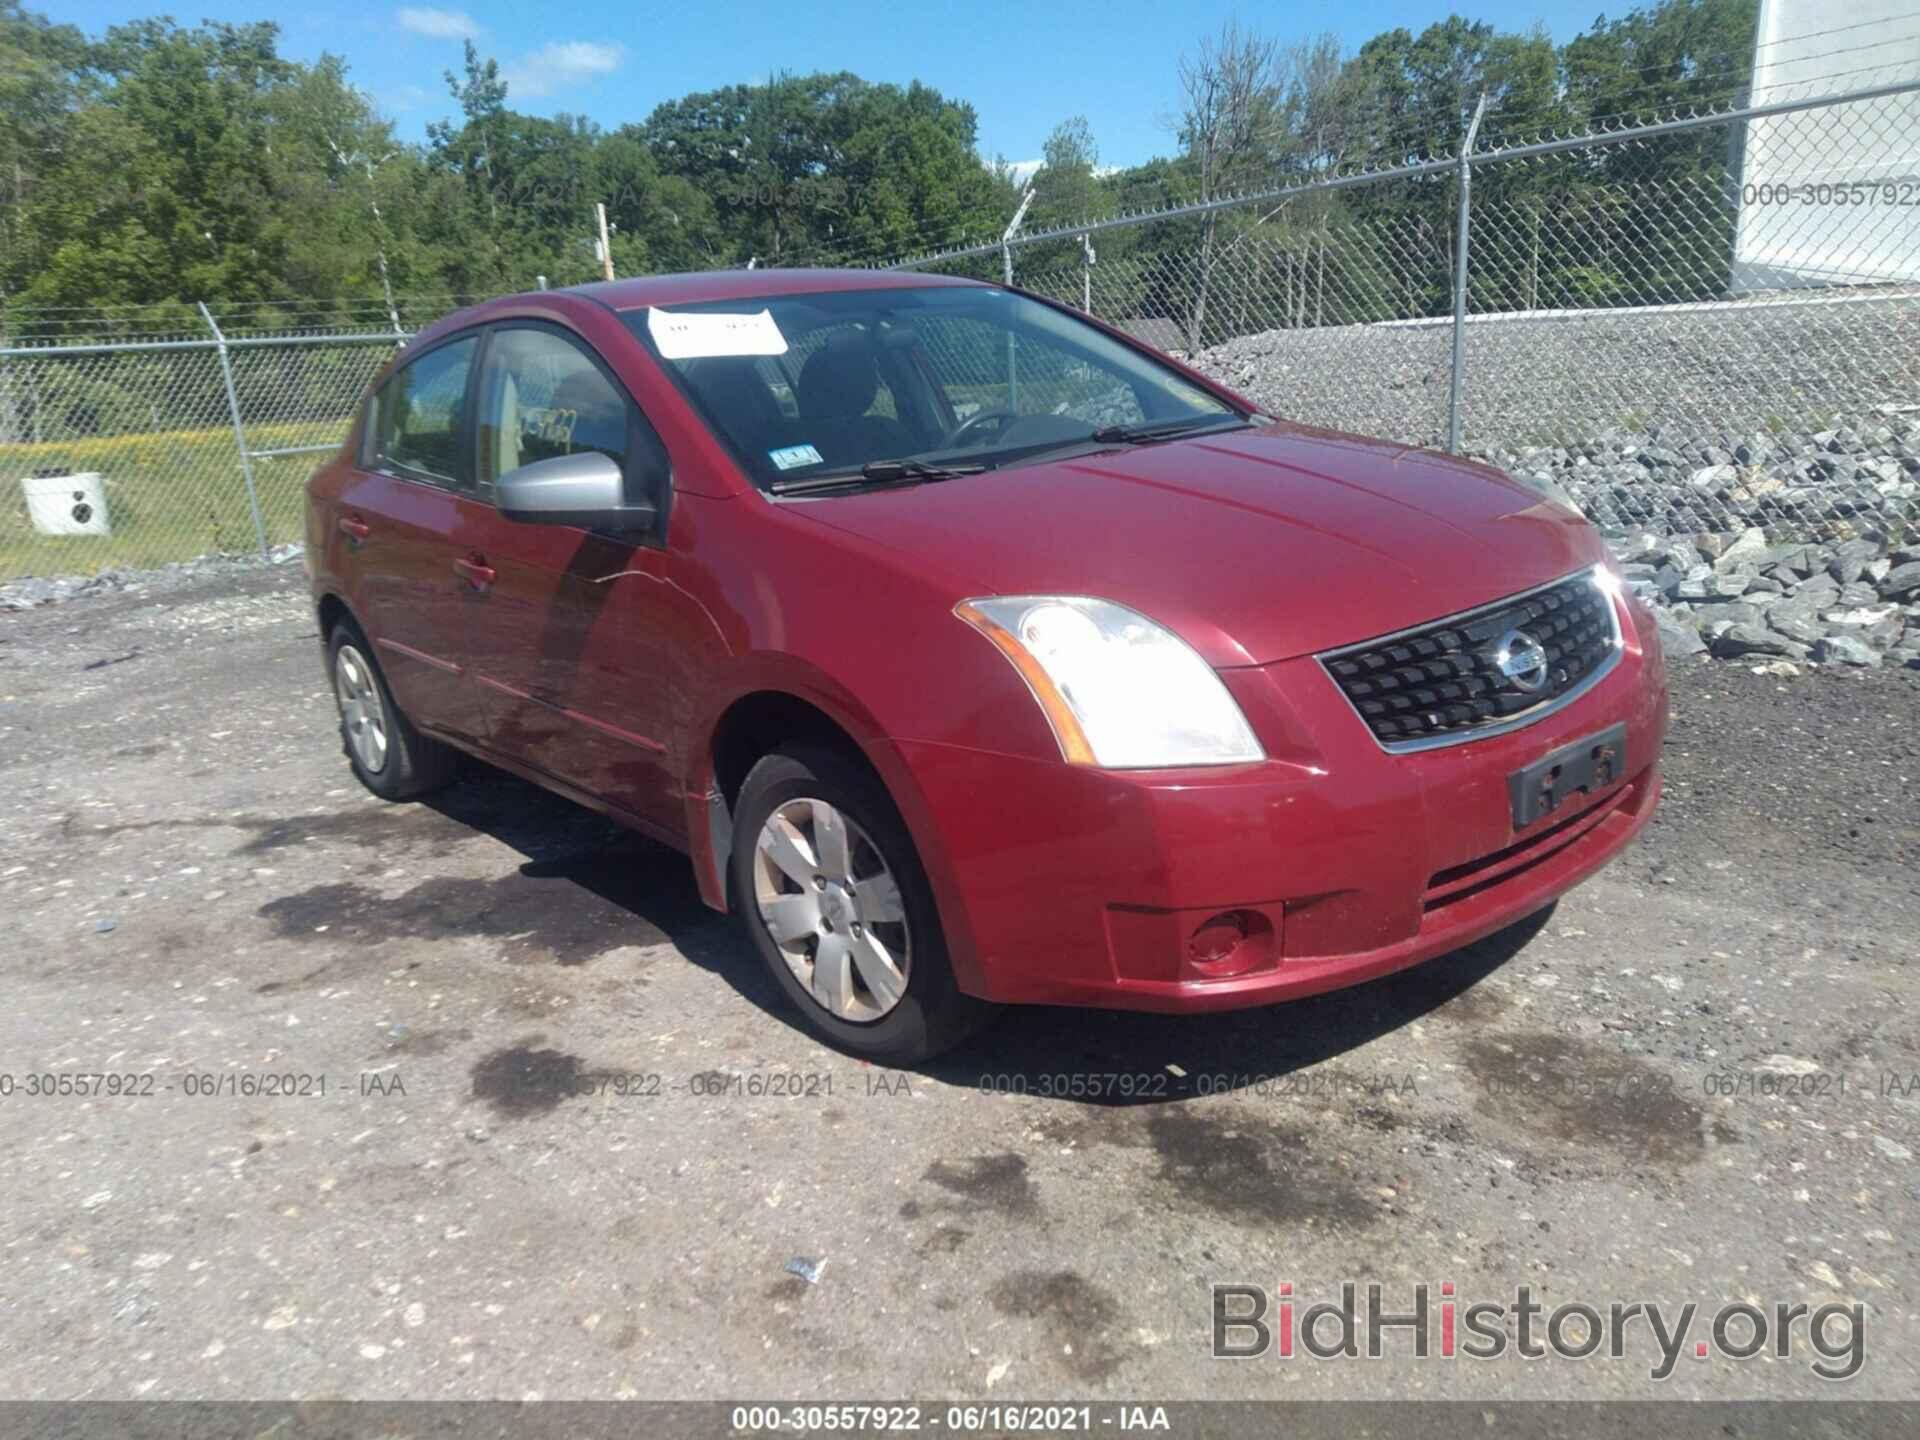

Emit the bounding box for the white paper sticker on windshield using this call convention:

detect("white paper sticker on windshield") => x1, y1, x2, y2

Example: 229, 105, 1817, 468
646, 307, 788, 359
768, 444, 823, 471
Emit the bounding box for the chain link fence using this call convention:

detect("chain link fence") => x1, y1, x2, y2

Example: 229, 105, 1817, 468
0, 303, 426, 581
898, 78, 1920, 545
3, 79, 1917, 584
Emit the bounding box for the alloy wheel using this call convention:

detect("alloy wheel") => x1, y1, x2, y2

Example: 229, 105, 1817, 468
751, 797, 910, 1023
334, 643, 390, 774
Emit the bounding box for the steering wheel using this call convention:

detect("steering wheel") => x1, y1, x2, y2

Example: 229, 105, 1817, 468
947, 407, 1018, 448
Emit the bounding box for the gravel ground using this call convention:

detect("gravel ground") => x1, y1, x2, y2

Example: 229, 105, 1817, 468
2, 567, 1918, 1404
0, 544, 304, 613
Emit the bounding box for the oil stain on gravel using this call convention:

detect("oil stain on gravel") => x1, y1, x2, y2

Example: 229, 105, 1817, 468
470, 1043, 612, 1118
1464, 1032, 1704, 1165
1145, 1111, 1375, 1229
901, 1153, 1039, 1221
987, 1270, 1126, 1381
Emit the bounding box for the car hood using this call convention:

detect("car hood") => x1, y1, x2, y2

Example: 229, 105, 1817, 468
786, 422, 1605, 668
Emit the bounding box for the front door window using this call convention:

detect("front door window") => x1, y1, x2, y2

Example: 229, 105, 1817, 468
476, 328, 632, 498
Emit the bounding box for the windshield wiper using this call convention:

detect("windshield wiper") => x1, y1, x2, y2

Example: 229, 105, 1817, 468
1089, 416, 1249, 445
769, 458, 990, 496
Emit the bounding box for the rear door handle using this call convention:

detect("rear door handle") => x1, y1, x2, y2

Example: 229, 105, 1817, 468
338, 515, 370, 542
453, 555, 496, 590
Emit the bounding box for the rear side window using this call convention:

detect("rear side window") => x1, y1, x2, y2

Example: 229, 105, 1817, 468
476, 327, 634, 494
370, 337, 477, 485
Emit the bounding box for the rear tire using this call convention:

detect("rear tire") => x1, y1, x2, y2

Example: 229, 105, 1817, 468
731, 745, 996, 1063
327, 620, 458, 801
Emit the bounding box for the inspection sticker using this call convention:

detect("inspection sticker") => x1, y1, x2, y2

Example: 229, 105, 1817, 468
646, 306, 788, 359
768, 444, 824, 471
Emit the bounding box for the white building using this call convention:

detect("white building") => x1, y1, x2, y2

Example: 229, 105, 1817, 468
1730, 0, 1920, 289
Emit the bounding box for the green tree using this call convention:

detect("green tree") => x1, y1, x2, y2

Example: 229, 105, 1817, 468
1031, 117, 1102, 226
20, 19, 297, 310
0, 0, 1770, 333
0, 0, 89, 308
642, 72, 1002, 265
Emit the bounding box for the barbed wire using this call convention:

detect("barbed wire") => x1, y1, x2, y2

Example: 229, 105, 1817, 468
1476, 63, 1920, 155
1518, 19, 1918, 105
861, 55, 1920, 270
5, 67, 1915, 327
878, 73, 1920, 271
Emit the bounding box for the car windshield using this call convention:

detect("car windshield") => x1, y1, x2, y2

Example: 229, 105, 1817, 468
623, 285, 1241, 490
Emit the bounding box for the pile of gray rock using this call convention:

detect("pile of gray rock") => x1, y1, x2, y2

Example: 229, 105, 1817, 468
1477, 416, 1920, 672
1605, 528, 1920, 670
1484, 412, 1920, 545
0, 570, 131, 610
0, 542, 302, 612
1186, 296, 1920, 675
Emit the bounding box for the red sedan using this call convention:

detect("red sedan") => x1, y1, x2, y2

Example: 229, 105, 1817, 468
306, 269, 1667, 1061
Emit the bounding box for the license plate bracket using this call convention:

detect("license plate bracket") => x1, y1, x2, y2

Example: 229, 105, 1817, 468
1509, 723, 1627, 828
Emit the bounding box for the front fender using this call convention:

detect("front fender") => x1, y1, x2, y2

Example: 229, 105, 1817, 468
680, 652, 893, 912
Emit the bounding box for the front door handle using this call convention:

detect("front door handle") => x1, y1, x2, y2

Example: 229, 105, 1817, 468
338, 514, 370, 542
453, 555, 496, 590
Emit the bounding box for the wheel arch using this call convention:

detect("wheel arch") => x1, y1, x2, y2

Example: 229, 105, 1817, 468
316, 589, 354, 643
694, 682, 984, 999
710, 690, 879, 810
697, 686, 882, 911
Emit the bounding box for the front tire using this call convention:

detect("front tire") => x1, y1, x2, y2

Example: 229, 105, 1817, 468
731, 745, 995, 1063
327, 621, 458, 801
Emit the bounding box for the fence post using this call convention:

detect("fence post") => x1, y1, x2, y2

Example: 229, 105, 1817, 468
1000, 187, 1036, 409
198, 301, 270, 559
1446, 91, 1489, 456
1001, 185, 1036, 287
0, 299, 15, 445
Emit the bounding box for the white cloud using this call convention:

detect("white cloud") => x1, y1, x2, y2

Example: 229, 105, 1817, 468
396, 8, 480, 40
504, 40, 625, 99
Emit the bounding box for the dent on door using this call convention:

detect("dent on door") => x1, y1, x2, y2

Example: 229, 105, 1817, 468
468, 524, 683, 837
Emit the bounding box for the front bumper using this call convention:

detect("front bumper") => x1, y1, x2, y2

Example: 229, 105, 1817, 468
869, 588, 1668, 1011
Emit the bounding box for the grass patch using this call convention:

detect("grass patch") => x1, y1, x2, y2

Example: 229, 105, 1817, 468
0, 421, 344, 580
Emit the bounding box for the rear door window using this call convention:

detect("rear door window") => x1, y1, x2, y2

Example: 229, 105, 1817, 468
369, 337, 478, 487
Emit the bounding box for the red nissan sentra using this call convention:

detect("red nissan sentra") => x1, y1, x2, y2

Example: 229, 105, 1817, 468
306, 269, 1667, 1061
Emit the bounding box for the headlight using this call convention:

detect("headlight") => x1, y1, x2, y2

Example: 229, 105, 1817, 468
954, 596, 1264, 768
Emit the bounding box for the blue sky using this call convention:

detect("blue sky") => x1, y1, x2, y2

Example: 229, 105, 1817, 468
59, 0, 1612, 168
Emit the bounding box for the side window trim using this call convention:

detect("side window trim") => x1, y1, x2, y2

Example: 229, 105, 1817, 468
457, 326, 487, 496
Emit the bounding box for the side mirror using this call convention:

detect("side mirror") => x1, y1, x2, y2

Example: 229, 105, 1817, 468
496, 451, 658, 533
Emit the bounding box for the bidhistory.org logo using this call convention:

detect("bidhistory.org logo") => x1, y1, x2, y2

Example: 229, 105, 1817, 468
1212, 1282, 1864, 1381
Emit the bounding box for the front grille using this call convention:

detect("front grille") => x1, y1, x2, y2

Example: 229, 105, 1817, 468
1320, 568, 1620, 750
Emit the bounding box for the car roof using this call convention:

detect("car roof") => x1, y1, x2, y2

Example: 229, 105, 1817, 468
564, 267, 991, 311
398, 268, 997, 357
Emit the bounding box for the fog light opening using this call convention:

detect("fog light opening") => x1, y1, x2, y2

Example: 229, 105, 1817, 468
1185, 908, 1274, 979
